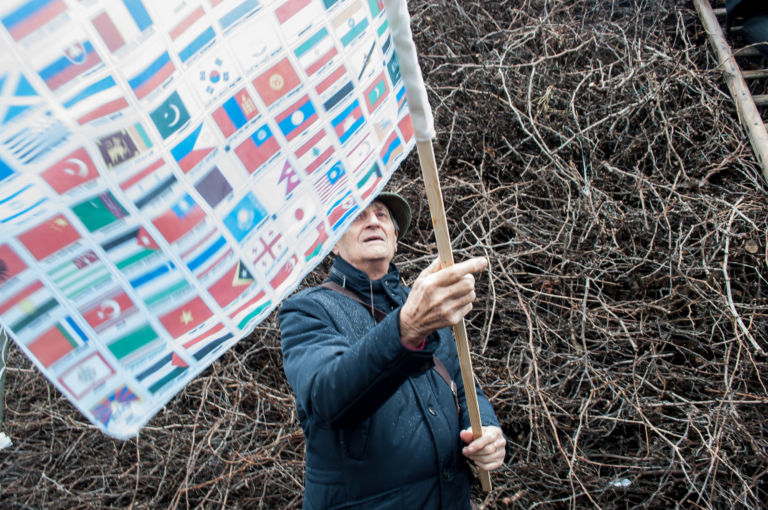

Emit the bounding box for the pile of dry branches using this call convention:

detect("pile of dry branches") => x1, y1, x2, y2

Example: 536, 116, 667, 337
3, 0, 767, 508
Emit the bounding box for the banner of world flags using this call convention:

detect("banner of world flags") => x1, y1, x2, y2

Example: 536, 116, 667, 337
0, 0, 415, 438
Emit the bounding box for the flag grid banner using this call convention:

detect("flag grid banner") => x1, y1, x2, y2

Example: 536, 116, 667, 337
0, 0, 415, 439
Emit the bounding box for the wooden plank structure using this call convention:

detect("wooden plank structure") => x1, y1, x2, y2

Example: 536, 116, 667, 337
693, 0, 768, 186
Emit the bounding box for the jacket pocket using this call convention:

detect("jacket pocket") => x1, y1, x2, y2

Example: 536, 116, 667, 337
331, 486, 406, 510
339, 417, 370, 460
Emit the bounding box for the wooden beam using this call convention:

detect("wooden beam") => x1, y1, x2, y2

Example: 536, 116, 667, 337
416, 140, 492, 492
693, 0, 768, 186
742, 69, 768, 80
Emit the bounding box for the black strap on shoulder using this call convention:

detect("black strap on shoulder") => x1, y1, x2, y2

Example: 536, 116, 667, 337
319, 280, 460, 416
319, 281, 388, 322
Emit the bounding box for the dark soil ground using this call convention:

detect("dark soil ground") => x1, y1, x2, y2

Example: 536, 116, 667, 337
3, 0, 768, 508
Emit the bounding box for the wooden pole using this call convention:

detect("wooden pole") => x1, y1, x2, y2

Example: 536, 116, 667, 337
416, 140, 492, 492
693, 0, 768, 186
0, 328, 8, 433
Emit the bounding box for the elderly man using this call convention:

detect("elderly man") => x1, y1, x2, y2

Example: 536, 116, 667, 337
279, 191, 505, 509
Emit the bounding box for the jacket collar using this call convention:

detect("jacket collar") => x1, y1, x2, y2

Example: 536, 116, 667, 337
328, 256, 400, 295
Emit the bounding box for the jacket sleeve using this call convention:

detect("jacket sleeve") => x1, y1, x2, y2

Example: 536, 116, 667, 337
279, 289, 436, 428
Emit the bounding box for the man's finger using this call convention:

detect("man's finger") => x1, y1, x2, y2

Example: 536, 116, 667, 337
419, 257, 443, 277
430, 257, 487, 285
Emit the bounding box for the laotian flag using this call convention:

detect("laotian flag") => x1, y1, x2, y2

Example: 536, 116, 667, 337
276, 95, 317, 141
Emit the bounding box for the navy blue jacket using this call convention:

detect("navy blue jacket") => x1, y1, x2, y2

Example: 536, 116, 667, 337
279, 256, 500, 509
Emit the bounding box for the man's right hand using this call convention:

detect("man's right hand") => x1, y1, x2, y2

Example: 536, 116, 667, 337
399, 256, 487, 349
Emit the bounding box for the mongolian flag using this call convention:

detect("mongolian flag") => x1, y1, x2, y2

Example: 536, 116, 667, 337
0, 0, 427, 438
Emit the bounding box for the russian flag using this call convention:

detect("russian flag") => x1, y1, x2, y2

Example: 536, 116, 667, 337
38, 40, 102, 92
128, 52, 175, 100
212, 88, 259, 138
234, 124, 280, 174
2, 0, 67, 42
171, 124, 215, 173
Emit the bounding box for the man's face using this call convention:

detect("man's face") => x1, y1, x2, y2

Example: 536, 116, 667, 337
332, 200, 398, 270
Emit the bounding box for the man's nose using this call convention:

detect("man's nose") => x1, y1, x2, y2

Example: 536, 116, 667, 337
363, 210, 382, 227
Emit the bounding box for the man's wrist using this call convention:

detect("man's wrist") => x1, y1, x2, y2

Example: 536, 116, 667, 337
403, 336, 426, 351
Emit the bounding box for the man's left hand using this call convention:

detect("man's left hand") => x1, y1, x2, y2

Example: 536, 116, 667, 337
460, 426, 506, 471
